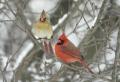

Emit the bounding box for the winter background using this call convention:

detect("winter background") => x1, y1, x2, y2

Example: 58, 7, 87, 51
0, 0, 120, 82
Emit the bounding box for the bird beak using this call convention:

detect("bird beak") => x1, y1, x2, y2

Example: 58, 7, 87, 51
57, 39, 61, 43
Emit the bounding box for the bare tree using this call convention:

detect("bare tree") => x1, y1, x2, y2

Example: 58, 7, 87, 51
0, 0, 120, 82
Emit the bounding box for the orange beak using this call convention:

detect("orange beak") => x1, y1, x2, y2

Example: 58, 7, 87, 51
57, 39, 61, 44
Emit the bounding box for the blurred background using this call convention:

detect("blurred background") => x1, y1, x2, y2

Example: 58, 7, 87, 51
0, 0, 120, 82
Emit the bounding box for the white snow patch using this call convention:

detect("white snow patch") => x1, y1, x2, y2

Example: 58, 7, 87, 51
93, 64, 106, 73
54, 62, 61, 70
115, 0, 120, 5
13, 40, 34, 70
68, 33, 79, 46
53, 14, 68, 30
29, 0, 59, 13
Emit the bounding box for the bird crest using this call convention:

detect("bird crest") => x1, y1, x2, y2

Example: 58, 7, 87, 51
59, 33, 68, 42
39, 10, 47, 22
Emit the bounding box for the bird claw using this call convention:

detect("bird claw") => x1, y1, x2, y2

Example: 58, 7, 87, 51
37, 38, 42, 40
37, 37, 48, 40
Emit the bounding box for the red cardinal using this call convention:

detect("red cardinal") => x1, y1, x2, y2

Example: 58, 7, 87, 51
55, 33, 94, 74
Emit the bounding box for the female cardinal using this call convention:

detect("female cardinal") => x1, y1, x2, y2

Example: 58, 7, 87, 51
32, 10, 53, 58
32, 10, 53, 39
55, 33, 94, 74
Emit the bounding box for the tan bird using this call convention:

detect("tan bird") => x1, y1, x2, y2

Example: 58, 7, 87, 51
32, 10, 53, 39
32, 10, 53, 59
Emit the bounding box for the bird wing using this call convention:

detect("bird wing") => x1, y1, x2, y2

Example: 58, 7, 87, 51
61, 41, 84, 60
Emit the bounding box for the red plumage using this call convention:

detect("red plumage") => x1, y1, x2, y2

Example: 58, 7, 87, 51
55, 33, 94, 74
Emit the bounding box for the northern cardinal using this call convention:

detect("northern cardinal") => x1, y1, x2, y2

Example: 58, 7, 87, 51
55, 33, 94, 74
32, 10, 53, 39
32, 10, 53, 58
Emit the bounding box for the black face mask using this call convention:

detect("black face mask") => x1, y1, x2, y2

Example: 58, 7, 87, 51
57, 39, 64, 45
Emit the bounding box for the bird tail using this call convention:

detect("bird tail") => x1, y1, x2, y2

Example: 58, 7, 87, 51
42, 40, 54, 59
79, 60, 94, 74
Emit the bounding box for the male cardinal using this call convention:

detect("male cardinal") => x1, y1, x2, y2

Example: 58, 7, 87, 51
32, 10, 53, 58
55, 33, 94, 74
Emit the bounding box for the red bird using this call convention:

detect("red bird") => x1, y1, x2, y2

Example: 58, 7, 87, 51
55, 33, 94, 74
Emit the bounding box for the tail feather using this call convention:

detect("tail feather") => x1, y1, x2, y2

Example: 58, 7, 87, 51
43, 41, 54, 59
79, 60, 94, 74
48, 41, 54, 55
43, 41, 48, 53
